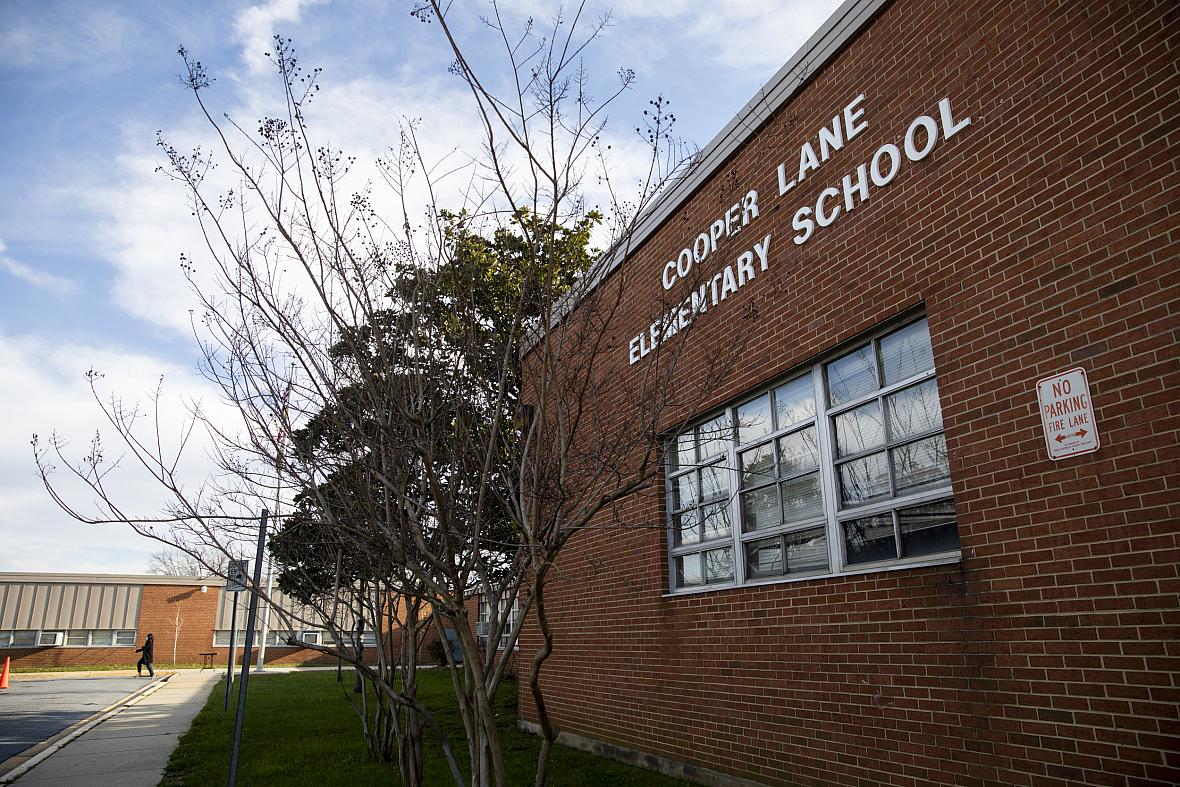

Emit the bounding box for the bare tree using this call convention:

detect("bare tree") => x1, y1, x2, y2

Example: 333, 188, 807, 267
146, 546, 226, 577
170, 602, 184, 665
33, 4, 740, 786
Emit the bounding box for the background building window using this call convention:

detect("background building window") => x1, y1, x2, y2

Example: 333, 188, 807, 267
1, 629, 136, 647
477, 596, 520, 649
667, 317, 959, 592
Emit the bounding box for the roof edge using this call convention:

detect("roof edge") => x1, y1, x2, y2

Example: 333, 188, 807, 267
537, 0, 891, 339
0, 572, 225, 587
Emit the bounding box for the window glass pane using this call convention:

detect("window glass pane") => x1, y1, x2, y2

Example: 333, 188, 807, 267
741, 485, 781, 532
746, 536, 783, 578
891, 434, 950, 495
835, 400, 885, 457
674, 472, 697, 511
269, 631, 290, 646
90, 630, 114, 646
13, 631, 36, 647
887, 379, 943, 442
0, 632, 12, 647
361, 631, 377, 646
839, 452, 890, 506
778, 426, 819, 476
844, 514, 897, 564
774, 376, 816, 429
700, 501, 732, 542
674, 509, 700, 546
781, 473, 823, 524
704, 547, 733, 583
739, 443, 775, 488
67, 630, 89, 646
676, 432, 695, 470
899, 499, 959, 557
881, 318, 934, 386
676, 553, 703, 587
214, 631, 231, 647
827, 344, 877, 406
737, 393, 773, 444
699, 462, 728, 503
696, 413, 732, 460
114, 630, 136, 647
785, 526, 829, 574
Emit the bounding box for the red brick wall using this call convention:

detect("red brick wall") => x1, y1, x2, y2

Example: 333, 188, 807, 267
519, 0, 1179, 785
4, 645, 143, 670
138, 584, 221, 664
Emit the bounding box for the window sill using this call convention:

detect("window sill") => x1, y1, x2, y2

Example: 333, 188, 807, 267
662, 551, 962, 598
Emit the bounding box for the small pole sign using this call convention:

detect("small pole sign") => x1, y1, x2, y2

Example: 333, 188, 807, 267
1036, 367, 1100, 460
226, 559, 249, 593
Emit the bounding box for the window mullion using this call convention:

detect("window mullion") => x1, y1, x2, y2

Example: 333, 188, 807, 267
729, 432, 744, 585
881, 393, 898, 500
813, 364, 843, 573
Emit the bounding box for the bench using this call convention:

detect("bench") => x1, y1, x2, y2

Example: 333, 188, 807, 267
199, 652, 217, 669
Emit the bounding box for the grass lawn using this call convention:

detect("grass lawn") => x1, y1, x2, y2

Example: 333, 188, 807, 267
162, 669, 692, 786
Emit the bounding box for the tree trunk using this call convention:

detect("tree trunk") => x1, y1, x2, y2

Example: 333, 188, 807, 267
529, 570, 558, 787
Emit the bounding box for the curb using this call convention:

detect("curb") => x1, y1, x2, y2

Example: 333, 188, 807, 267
0, 673, 175, 784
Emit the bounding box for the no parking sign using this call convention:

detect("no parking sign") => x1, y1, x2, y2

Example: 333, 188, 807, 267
1036, 367, 1100, 460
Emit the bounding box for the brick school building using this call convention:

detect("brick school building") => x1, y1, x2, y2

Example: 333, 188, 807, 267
517, 0, 1178, 785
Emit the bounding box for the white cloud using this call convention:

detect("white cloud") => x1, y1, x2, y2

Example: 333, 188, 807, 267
0, 237, 79, 297
76, 127, 212, 335
674, 0, 842, 71
491, 0, 843, 71
0, 5, 138, 72
83, 69, 491, 337
0, 332, 230, 574
234, 0, 328, 77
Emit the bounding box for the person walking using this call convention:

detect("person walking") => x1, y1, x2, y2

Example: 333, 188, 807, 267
135, 633, 155, 678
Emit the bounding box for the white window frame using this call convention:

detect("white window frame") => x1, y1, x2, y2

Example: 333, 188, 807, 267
666, 315, 960, 595
37, 631, 65, 646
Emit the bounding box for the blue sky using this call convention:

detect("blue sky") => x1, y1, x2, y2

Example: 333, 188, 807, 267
0, 0, 842, 574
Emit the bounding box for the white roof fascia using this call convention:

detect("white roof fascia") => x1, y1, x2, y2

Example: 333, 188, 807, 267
0, 572, 223, 587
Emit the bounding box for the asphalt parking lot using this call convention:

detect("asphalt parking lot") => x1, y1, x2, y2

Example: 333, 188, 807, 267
0, 676, 146, 764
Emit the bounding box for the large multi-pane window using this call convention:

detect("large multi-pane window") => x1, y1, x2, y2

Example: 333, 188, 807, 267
212, 629, 315, 647
667, 317, 959, 592
0, 629, 136, 647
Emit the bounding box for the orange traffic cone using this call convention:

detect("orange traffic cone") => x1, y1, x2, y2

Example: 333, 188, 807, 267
0, 656, 10, 689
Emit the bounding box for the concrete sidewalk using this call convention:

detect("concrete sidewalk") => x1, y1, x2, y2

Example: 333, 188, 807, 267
3, 670, 220, 787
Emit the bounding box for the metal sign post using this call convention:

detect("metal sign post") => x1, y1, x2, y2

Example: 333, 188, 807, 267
224, 592, 238, 711
228, 510, 268, 787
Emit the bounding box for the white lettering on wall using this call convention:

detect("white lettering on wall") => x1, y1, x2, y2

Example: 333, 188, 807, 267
629, 93, 973, 364
776, 94, 868, 196
630, 234, 773, 365
792, 97, 972, 245
662, 190, 761, 290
